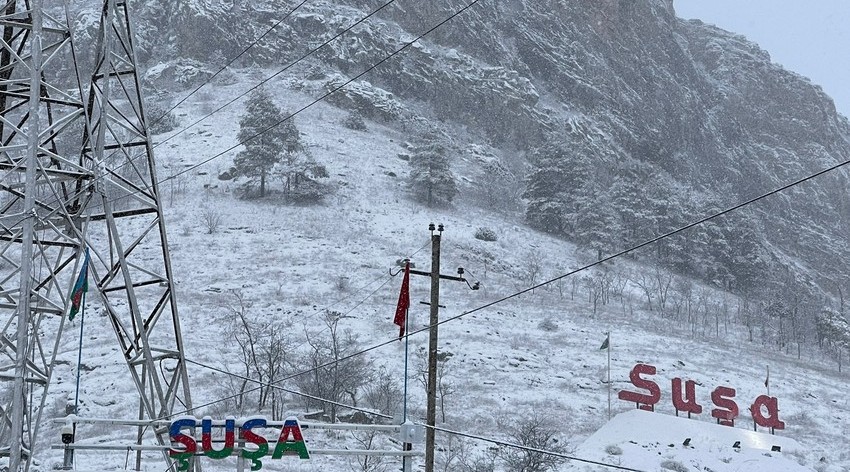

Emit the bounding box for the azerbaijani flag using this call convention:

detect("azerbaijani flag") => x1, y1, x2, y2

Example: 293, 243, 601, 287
69, 249, 89, 321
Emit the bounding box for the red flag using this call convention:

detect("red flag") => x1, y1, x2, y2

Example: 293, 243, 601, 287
393, 262, 410, 340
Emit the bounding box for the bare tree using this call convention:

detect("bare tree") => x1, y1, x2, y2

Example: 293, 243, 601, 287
221, 291, 261, 413
363, 366, 403, 416
416, 348, 454, 423
521, 249, 544, 293
633, 272, 658, 312
297, 310, 373, 422
349, 430, 389, 472
258, 322, 296, 419
219, 291, 296, 417
582, 273, 602, 317
498, 414, 569, 472
610, 267, 631, 315
653, 266, 674, 316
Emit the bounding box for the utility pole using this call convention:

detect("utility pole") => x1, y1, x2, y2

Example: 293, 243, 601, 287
425, 224, 441, 472
406, 223, 478, 472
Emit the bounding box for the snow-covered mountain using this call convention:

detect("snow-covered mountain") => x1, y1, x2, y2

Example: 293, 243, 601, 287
42, 1, 850, 471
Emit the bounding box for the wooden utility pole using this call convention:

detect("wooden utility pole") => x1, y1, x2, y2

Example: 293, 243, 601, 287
425, 224, 441, 472
405, 223, 478, 472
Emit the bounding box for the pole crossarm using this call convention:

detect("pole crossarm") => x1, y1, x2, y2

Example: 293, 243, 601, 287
407, 268, 465, 282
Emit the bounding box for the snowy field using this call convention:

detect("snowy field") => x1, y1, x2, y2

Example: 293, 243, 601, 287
42, 69, 850, 472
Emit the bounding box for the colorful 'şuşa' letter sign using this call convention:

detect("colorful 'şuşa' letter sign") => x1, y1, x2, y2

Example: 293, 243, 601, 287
169, 416, 309, 471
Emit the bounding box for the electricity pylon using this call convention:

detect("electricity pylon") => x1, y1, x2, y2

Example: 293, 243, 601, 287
0, 1, 193, 470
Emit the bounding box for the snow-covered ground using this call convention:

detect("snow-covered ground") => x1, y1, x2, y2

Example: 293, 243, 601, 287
44, 69, 850, 472
569, 409, 810, 472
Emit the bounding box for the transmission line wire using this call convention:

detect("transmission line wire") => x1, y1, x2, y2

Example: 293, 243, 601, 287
428, 424, 649, 472
149, 0, 482, 190
149, 0, 311, 127
180, 357, 644, 472
151, 0, 400, 149
32, 0, 403, 215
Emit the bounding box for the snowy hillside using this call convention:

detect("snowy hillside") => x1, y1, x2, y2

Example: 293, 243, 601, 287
45, 69, 850, 472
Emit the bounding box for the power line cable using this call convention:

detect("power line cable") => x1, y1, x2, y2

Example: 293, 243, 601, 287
151, 0, 400, 149
164, 151, 850, 418
149, 0, 483, 189
183, 357, 644, 471
149, 0, 311, 127
183, 357, 393, 419
34, 0, 404, 216
428, 424, 648, 472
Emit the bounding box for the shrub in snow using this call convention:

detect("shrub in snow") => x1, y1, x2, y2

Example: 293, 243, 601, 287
537, 318, 558, 332
498, 414, 567, 471
604, 444, 623, 456
660, 460, 689, 472
212, 67, 238, 86
474, 226, 498, 242
342, 111, 368, 131
146, 100, 180, 134
201, 207, 222, 234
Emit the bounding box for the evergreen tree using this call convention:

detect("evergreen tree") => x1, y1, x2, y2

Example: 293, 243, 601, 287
523, 140, 593, 236
408, 140, 457, 207
232, 88, 298, 198
573, 189, 620, 259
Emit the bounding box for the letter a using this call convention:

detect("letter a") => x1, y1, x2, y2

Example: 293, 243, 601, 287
272, 417, 310, 459
750, 395, 786, 430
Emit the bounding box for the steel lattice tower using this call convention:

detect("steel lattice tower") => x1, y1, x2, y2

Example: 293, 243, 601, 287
0, 1, 193, 470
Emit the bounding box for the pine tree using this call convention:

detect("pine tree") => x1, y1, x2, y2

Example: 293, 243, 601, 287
232, 88, 298, 198
408, 141, 457, 207
573, 189, 620, 259
523, 140, 593, 236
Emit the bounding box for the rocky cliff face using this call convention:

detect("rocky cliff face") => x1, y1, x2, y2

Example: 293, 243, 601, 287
112, 0, 850, 300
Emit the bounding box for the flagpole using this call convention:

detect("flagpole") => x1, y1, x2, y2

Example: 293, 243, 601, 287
395, 260, 413, 472
74, 291, 86, 414
766, 365, 770, 396
607, 331, 611, 420
403, 306, 409, 422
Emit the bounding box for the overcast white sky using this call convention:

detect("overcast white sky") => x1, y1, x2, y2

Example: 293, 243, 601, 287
674, 0, 850, 118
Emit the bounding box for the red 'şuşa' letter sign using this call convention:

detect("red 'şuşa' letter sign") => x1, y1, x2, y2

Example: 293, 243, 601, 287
618, 363, 661, 411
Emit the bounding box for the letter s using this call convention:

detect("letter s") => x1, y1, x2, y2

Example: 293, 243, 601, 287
711, 386, 738, 426
618, 363, 661, 411
241, 417, 269, 471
